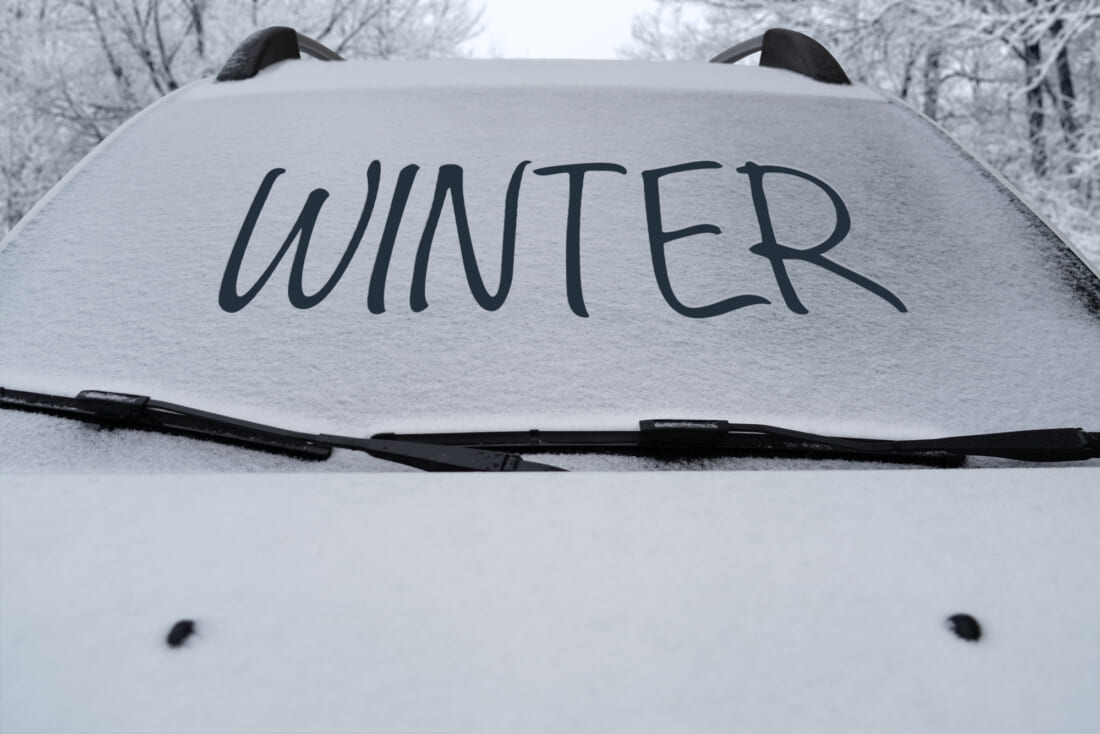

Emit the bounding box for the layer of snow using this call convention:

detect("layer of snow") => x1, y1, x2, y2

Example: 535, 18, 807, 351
4, 469, 1099, 733
189, 58, 887, 100
2, 62, 1098, 461
2, 60, 1099, 734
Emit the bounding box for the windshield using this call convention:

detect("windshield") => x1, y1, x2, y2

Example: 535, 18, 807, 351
2, 61, 1098, 472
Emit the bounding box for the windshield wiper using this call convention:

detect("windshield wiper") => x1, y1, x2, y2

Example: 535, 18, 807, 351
0, 387, 563, 472
8, 388, 1094, 469
374, 418, 1100, 466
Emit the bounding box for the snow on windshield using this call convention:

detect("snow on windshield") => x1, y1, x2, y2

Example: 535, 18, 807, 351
1, 60, 1099, 470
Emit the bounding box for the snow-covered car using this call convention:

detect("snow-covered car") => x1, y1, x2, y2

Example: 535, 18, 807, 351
2, 27, 1099, 733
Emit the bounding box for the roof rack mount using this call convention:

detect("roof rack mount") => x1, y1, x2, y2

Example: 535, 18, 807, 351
710, 28, 851, 85
216, 26, 342, 82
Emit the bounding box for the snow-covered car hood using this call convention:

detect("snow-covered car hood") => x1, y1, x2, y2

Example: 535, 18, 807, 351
4, 468, 1099, 733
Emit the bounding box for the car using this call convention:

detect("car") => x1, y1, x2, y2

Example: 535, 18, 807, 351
2, 26, 1099, 733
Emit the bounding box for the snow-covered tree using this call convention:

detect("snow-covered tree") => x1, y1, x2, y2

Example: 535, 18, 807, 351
0, 0, 483, 234
622, 0, 1100, 262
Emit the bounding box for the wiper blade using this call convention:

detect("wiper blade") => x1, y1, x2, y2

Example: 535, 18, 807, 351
375, 419, 1100, 466
637, 419, 1099, 463
0, 387, 563, 472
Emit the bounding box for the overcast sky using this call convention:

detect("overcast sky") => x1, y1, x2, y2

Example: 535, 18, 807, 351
470, 0, 662, 58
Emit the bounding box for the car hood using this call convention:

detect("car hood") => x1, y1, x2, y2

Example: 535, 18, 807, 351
4, 466, 1099, 732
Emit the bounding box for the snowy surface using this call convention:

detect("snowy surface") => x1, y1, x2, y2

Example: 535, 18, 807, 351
3, 59, 1100, 733
4, 469, 1100, 733
188, 58, 887, 99
2, 58, 1099, 471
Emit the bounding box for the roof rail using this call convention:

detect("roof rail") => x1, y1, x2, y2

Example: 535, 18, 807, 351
216, 26, 343, 82
709, 29, 851, 85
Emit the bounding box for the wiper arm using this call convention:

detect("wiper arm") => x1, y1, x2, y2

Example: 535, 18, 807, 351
375, 419, 1100, 466
0, 387, 563, 472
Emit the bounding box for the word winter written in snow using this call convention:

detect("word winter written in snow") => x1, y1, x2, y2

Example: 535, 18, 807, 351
219, 160, 907, 318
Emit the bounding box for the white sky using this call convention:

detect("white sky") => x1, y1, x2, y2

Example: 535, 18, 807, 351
469, 0, 662, 59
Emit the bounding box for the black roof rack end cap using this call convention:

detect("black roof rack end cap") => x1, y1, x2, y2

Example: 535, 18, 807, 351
216, 26, 301, 82
759, 29, 851, 85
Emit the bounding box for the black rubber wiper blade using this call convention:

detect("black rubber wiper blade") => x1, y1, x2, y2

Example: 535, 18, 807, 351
638, 419, 1099, 463
0, 387, 563, 472
374, 425, 959, 466
374, 419, 1100, 466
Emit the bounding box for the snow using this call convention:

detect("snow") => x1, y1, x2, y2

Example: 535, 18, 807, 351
4, 469, 1100, 733
2, 57, 1100, 732
189, 58, 886, 99
2, 58, 1098, 468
